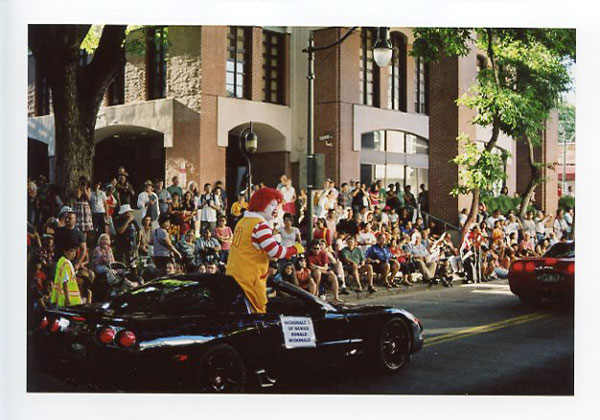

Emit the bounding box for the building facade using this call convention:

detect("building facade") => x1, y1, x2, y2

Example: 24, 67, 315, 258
27, 26, 559, 225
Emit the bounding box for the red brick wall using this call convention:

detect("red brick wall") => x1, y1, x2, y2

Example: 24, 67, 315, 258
428, 54, 460, 223
199, 26, 227, 185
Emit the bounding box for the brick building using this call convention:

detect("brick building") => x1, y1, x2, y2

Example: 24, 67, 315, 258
27, 26, 559, 225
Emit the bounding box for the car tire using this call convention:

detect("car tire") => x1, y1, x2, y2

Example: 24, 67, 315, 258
194, 344, 247, 393
374, 318, 411, 372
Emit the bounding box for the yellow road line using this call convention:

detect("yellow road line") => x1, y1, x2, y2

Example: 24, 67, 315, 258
423, 312, 551, 349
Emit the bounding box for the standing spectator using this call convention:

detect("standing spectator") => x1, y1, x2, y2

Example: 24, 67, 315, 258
230, 193, 248, 219
137, 180, 160, 228
213, 215, 233, 263
563, 207, 574, 234
43, 185, 64, 224
214, 181, 228, 213
152, 214, 182, 271
280, 177, 296, 216
104, 185, 117, 236
279, 213, 302, 248
553, 209, 569, 241
505, 215, 522, 238
213, 187, 225, 217
155, 179, 172, 215
167, 175, 183, 200
198, 183, 218, 232
138, 215, 153, 258
366, 233, 400, 289
114, 204, 139, 265
418, 184, 429, 213
403, 185, 417, 214
340, 235, 375, 293
180, 191, 196, 237
337, 183, 353, 210
368, 183, 380, 207
27, 178, 39, 227
535, 211, 550, 244
296, 188, 308, 224
90, 181, 107, 240
351, 182, 368, 214
458, 208, 468, 228
73, 176, 94, 238
115, 173, 135, 209
276, 174, 288, 191
53, 206, 86, 273
521, 211, 537, 240
50, 244, 82, 308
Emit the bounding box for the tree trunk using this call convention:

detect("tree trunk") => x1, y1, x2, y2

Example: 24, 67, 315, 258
29, 25, 127, 201
518, 135, 541, 220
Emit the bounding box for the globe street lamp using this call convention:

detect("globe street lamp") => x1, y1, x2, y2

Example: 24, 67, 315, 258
239, 121, 258, 201
302, 27, 393, 244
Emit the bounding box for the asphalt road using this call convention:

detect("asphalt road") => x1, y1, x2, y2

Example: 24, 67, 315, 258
27, 280, 574, 395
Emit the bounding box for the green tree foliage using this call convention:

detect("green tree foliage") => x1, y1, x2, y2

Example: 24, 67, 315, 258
411, 28, 575, 234
558, 101, 575, 143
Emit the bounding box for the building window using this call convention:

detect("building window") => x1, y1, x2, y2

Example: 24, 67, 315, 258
35, 61, 50, 116
360, 28, 378, 106
262, 30, 285, 104
388, 32, 407, 111
227, 26, 250, 99
414, 57, 428, 114
107, 56, 125, 106
146, 27, 167, 100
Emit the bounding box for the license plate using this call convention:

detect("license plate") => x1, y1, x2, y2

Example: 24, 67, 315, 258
538, 273, 561, 283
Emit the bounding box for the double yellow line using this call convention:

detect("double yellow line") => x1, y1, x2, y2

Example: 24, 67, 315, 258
423, 312, 550, 349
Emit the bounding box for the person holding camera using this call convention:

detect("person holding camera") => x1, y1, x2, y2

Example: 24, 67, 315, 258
137, 179, 160, 229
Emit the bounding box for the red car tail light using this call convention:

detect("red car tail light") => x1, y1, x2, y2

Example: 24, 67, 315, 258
49, 319, 60, 332
567, 263, 575, 275
512, 262, 524, 272
525, 262, 536, 272
116, 330, 137, 348
39, 317, 48, 330
97, 327, 116, 344
544, 258, 558, 266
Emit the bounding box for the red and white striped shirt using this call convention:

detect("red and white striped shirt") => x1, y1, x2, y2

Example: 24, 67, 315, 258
252, 221, 296, 259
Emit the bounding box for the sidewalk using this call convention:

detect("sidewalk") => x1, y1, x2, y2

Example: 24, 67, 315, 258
334, 274, 500, 303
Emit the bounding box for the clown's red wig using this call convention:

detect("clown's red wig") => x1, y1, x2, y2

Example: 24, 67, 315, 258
248, 187, 283, 212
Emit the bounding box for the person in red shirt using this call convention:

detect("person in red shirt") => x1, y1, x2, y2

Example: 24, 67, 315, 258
313, 218, 334, 247
306, 239, 341, 302
294, 256, 317, 295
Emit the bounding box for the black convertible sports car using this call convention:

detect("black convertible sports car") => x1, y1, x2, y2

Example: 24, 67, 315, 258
33, 273, 423, 392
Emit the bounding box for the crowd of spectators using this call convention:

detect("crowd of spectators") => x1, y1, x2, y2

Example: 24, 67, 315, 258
26, 167, 575, 310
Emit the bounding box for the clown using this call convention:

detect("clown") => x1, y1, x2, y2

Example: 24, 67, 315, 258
226, 187, 304, 313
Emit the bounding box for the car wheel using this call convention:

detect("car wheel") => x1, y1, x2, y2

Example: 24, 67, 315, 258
195, 344, 247, 393
375, 318, 411, 372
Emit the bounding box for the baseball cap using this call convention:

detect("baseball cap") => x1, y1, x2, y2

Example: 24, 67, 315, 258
57, 206, 75, 218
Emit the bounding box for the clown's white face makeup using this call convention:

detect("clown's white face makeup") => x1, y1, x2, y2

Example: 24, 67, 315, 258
262, 199, 279, 221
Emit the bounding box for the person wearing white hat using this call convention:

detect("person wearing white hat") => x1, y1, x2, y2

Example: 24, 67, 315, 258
114, 204, 139, 264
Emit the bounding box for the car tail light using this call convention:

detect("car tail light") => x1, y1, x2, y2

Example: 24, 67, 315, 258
567, 263, 575, 275
512, 262, 524, 272
72, 316, 86, 322
525, 262, 536, 272
97, 327, 116, 344
544, 258, 557, 266
172, 354, 189, 362
49, 319, 60, 332
39, 317, 48, 330
116, 330, 137, 348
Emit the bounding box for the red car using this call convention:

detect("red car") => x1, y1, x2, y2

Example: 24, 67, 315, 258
508, 241, 575, 304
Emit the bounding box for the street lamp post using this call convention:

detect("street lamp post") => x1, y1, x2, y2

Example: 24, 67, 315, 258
302, 27, 393, 244
239, 122, 258, 202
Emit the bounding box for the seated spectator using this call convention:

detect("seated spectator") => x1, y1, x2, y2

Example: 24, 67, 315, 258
280, 262, 297, 286
294, 255, 317, 295
440, 233, 463, 276
518, 231, 536, 257
152, 214, 182, 271
389, 236, 415, 287
176, 230, 197, 271
205, 261, 220, 274
92, 233, 115, 276
365, 233, 400, 289
306, 239, 341, 302
357, 222, 377, 254
340, 235, 375, 293
195, 228, 222, 265
318, 239, 349, 295
313, 217, 335, 247
138, 215, 153, 258
406, 235, 438, 283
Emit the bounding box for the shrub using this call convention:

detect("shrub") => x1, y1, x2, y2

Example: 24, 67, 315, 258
558, 195, 575, 211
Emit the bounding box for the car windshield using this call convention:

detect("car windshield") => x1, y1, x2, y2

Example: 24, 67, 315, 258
109, 278, 220, 315
543, 242, 575, 259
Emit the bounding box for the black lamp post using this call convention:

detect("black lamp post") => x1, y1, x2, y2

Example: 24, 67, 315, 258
239, 121, 258, 201
302, 27, 393, 244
